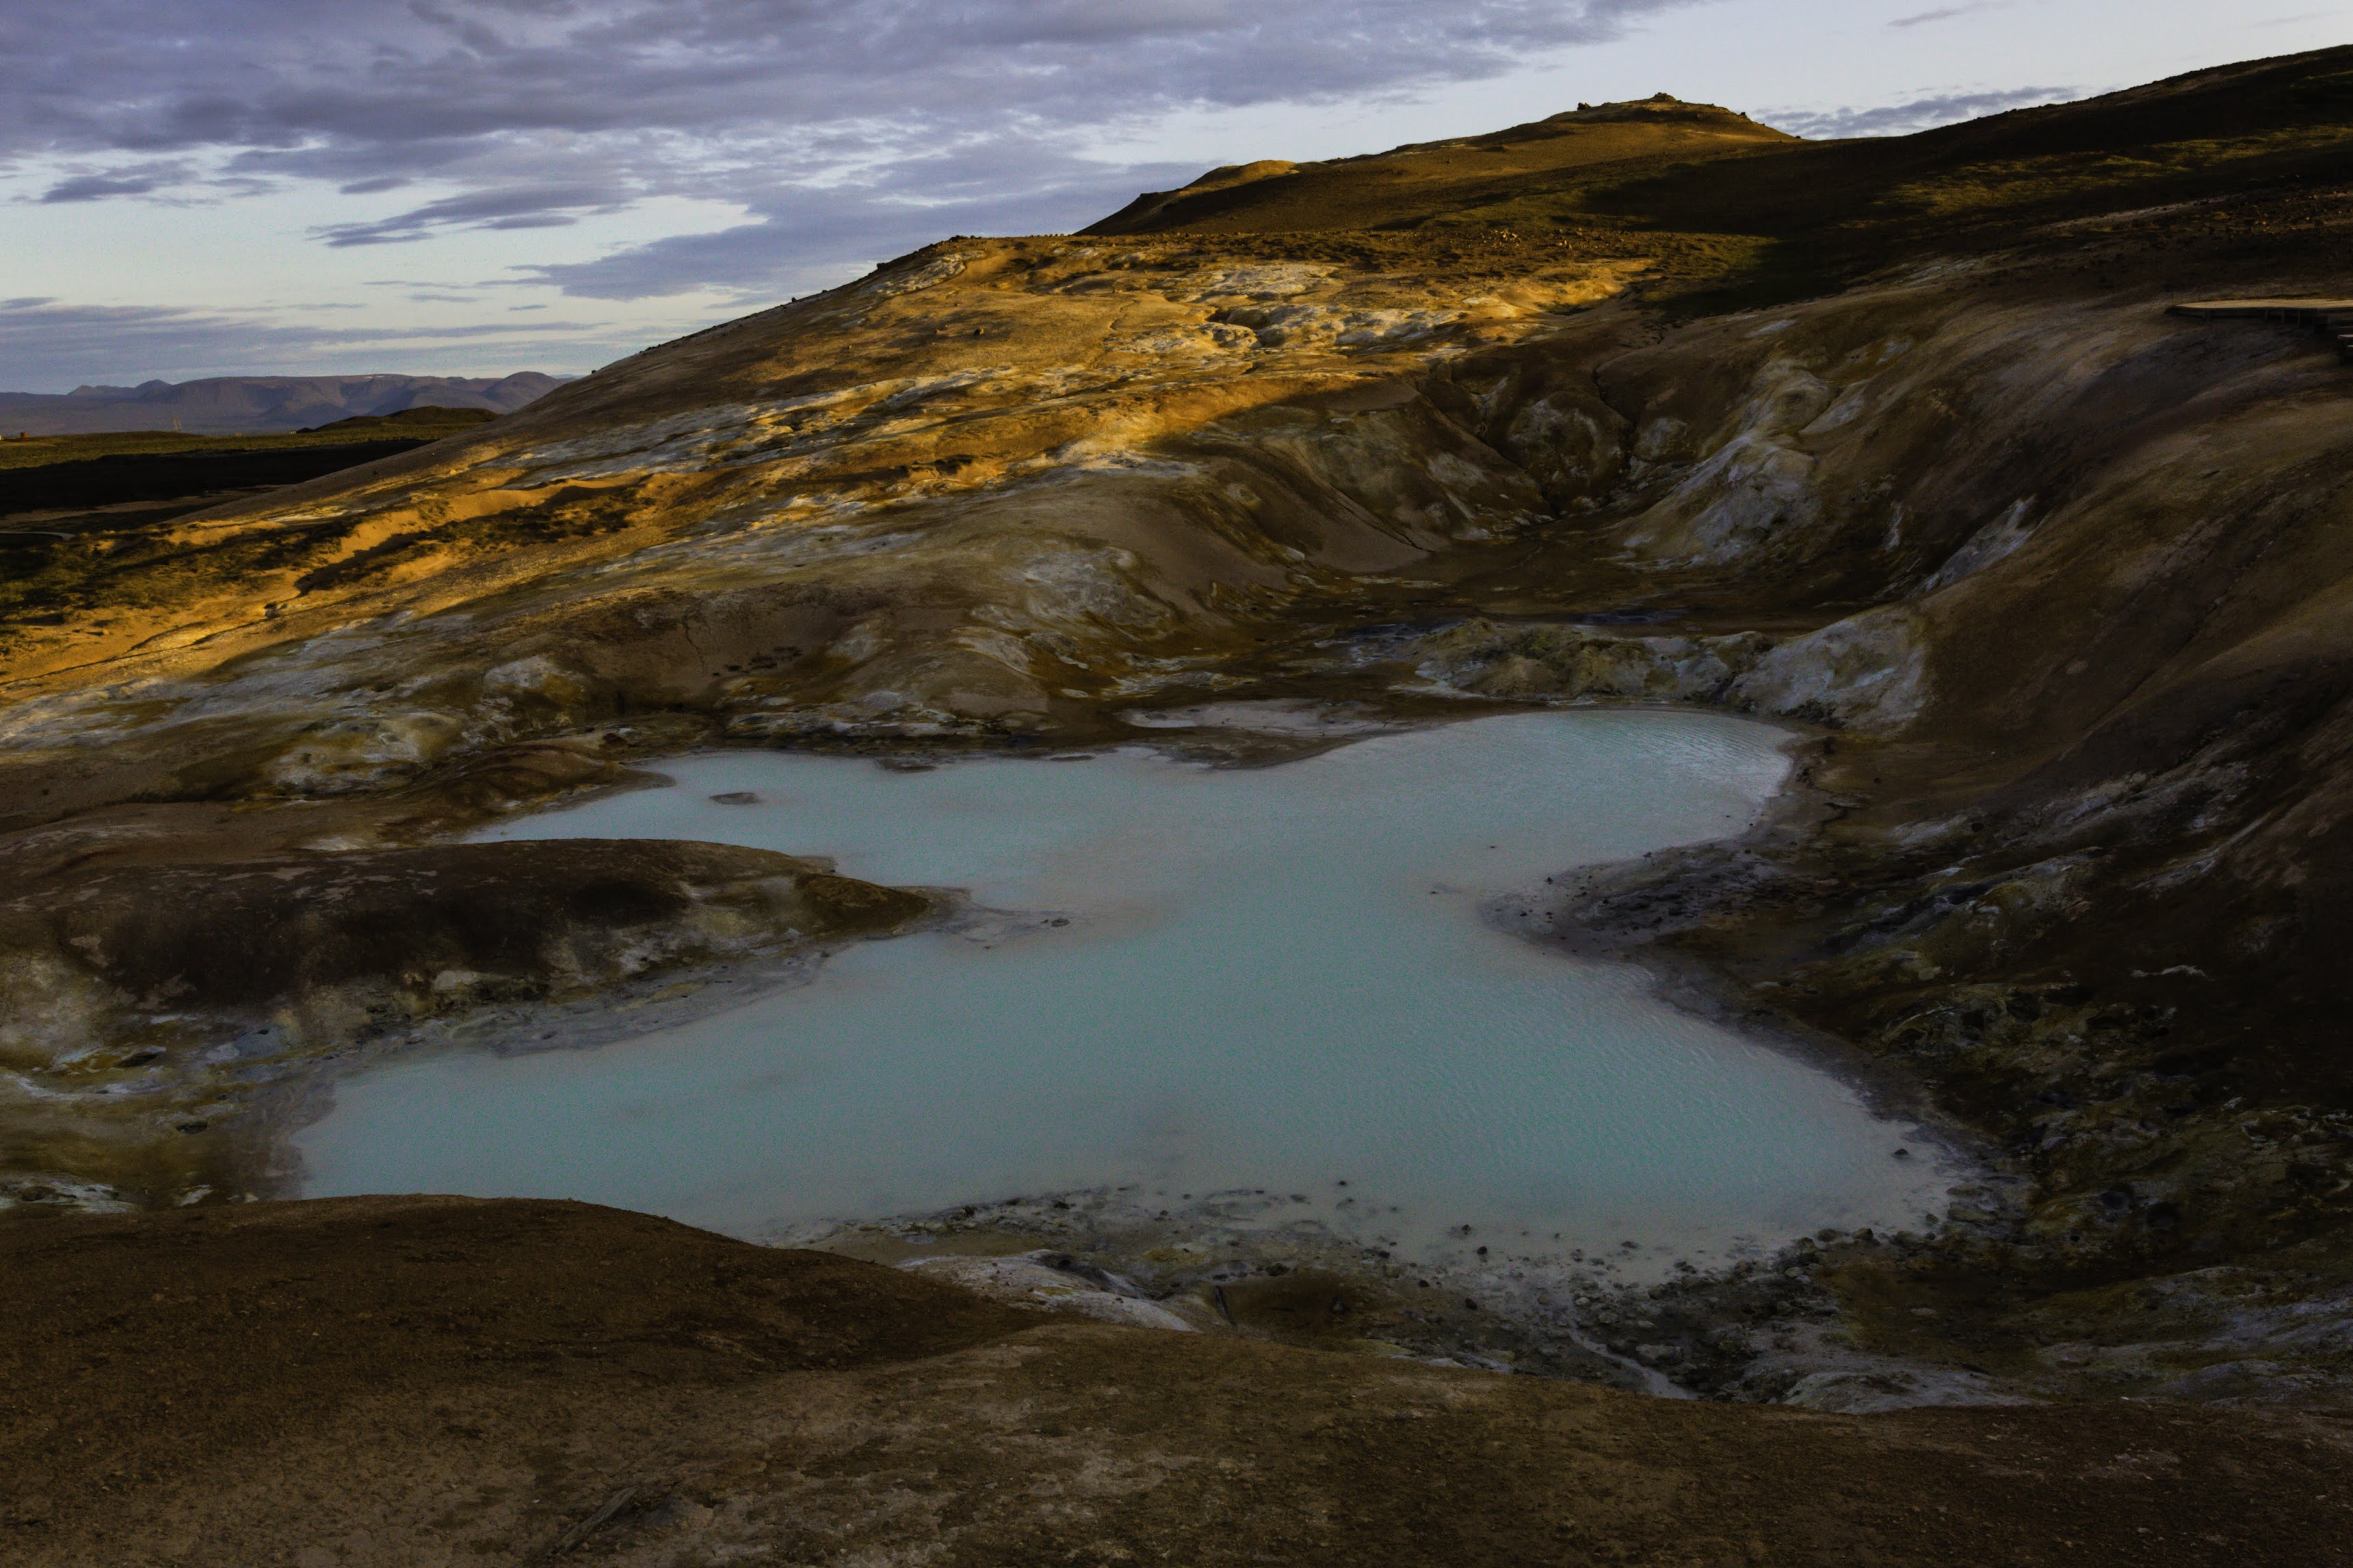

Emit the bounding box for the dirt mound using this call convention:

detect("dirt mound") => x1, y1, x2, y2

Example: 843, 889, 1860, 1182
4, 1197, 2347, 1567
1086, 95, 1787, 237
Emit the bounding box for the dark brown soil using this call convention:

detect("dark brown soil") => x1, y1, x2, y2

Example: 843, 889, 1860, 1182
5, 1197, 2348, 1567
0, 441, 445, 516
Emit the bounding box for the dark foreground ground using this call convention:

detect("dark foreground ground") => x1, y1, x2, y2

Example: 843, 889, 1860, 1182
3, 1197, 2347, 1567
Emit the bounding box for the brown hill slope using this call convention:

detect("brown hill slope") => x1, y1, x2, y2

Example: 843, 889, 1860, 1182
1086, 94, 1793, 237
1096, 51, 2353, 312
6, 1197, 2349, 1567
3, 45, 2353, 1424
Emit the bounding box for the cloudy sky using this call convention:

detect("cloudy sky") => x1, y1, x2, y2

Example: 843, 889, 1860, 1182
0, 1, 2341, 391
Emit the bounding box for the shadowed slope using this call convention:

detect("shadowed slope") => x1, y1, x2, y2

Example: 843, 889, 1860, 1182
1087, 95, 1793, 237
4, 1197, 2348, 1567
1096, 49, 2353, 313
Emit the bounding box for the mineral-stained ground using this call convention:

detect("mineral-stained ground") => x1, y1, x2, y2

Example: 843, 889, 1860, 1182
8, 45, 2353, 1565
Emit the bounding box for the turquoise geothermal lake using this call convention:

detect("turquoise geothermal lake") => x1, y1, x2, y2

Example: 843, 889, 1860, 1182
296, 710, 1949, 1268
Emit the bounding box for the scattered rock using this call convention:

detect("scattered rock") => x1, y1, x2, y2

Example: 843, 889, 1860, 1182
899, 1253, 1198, 1332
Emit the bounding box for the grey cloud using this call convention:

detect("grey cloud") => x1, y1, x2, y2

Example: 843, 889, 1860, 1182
527, 140, 1198, 300
42, 172, 173, 202
313, 182, 629, 245
1889, 3, 2001, 26
1763, 85, 2074, 140
36, 157, 201, 202
42, 7, 1226, 155
5, 3, 1705, 182
523, 223, 821, 302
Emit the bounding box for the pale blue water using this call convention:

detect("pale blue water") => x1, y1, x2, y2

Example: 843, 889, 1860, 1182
296, 711, 1949, 1265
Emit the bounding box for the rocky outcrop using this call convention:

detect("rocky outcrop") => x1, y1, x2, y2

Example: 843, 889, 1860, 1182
0, 838, 930, 1053
0, 840, 938, 1213
1411, 617, 1775, 704
1408, 610, 1929, 735
899, 1251, 1200, 1332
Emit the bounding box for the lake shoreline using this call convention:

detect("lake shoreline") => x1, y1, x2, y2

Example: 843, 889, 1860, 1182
278, 704, 1992, 1405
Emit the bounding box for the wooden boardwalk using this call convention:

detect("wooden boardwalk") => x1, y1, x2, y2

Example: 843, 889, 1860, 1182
2170, 297, 2353, 361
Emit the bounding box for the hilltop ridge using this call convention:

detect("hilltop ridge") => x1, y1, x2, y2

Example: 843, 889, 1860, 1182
1087, 94, 1789, 237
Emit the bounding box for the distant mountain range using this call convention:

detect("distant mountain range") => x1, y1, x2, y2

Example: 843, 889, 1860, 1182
0, 373, 566, 436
